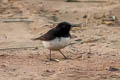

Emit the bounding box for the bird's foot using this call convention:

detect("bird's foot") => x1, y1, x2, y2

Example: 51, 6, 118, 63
50, 58, 60, 62
64, 57, 72, 60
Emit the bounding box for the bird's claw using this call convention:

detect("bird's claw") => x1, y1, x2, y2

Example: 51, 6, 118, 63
50, 58, 60, 62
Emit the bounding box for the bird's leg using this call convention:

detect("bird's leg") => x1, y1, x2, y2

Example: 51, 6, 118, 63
58, 50, 67, 59
49, 50, 52, 61
49, 50, 56, 61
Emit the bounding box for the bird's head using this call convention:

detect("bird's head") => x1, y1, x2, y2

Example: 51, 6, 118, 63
56, 22, 78, 32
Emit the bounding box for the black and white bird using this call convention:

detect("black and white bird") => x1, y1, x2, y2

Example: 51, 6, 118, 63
32, 22, 78, 61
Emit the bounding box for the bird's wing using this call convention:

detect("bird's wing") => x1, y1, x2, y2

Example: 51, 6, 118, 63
32, 28, 56, 41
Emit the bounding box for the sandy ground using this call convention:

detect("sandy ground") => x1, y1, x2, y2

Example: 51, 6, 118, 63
0, 0, 120, 80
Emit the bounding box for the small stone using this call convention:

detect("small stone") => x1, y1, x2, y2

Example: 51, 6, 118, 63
83, 15, 87, 18
46, 70, 50, 72
33, 47, 38, 50
0, 64, 6, 68
109, 66, 119, 71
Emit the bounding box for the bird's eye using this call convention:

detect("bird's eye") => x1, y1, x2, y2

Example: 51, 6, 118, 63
62, 25, 66, 28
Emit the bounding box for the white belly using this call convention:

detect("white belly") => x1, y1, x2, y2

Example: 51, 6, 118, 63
42, 37, 71, 50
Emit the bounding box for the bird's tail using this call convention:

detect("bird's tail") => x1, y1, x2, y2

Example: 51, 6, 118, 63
31, 37, 40, 41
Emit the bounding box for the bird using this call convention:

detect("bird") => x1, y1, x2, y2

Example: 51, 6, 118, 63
32, 22, 78, 61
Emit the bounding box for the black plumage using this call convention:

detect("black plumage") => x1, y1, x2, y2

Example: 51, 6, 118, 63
32, 22, 72, 41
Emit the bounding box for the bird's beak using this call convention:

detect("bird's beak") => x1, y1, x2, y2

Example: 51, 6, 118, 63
71, 23, 81, 27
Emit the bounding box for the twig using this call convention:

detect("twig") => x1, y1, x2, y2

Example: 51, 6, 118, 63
67, 0, 107, 3
101, 0, 106, 17
85, 12, 89, 26
2, 18, 33, 23
0, 46, 43, 51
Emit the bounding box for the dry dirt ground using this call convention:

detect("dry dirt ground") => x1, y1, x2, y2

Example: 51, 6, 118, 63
0, 0, 120, 80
